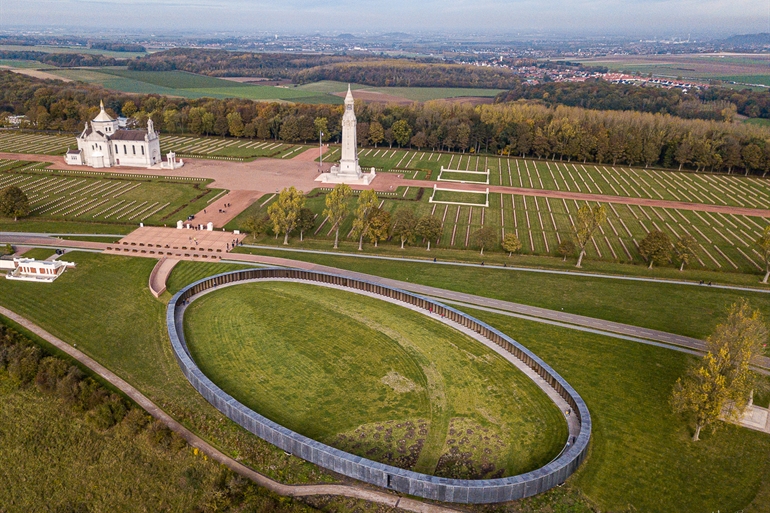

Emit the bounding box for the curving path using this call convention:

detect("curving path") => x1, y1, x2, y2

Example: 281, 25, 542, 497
0, 305, 462, 513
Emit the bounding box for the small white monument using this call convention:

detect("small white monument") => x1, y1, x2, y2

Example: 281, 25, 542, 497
317, 85, 376, 185
1, 258, 76, 283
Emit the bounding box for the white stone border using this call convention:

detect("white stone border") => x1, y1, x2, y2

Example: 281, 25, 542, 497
428, 184, 489, 208
437, 166, 490, 185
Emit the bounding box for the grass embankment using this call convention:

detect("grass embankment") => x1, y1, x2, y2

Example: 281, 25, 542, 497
232, 247, 770, 341
460, 308, 770, 513
184, 281, 565, 478
0, 252, 331, 485
0, 331, 314, 513
165, 260, 258, 294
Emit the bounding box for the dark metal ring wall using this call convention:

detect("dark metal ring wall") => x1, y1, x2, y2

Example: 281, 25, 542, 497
167, 268, 591, 504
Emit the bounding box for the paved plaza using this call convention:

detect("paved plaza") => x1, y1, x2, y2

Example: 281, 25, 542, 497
105, 226, 245, 260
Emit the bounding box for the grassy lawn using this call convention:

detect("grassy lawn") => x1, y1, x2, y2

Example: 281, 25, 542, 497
431, 189, 489, 205
1, 253, 769, 510
233, 247, 770, 341
460, 308, 770, 513
19, 247, 56, 260
184, 281, 566, 478
166, 260, 257, 294
0, 252, 331, 485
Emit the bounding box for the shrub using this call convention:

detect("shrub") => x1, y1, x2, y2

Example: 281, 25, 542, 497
35, 357, 69, 393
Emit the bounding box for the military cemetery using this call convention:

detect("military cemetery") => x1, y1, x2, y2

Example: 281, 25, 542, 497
2, 7, 770, 511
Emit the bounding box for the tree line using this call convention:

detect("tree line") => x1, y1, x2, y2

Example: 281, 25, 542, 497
127, 48, 358, 78
4, 70, 770, 176
0, 50, 121, 67
495, 80, 770, 120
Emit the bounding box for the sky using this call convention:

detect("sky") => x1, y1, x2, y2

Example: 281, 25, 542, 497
1, 0, 769, 37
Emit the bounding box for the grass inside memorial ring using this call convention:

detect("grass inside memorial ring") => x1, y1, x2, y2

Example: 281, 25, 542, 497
182, 281, 567, 478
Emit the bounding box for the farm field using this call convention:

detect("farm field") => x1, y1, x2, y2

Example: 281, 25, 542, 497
184, 281, 566, 478
574, 53, 770, 87
45, 68, 344, 104
295, 80, 504, 102
238, 183, 770, 274
0, 162, 217, 225
0, 44, 148, 59
0, 59, 57, 69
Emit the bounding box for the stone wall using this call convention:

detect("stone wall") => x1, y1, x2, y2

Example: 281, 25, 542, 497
166, 268, 591, 504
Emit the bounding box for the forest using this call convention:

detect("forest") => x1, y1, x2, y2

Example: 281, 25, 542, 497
2, 70, 770, 176
0, 50, 120, 67
126, 48, 360, 77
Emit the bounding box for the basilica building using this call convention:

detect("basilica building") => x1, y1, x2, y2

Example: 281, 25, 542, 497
66, 101, 182, 170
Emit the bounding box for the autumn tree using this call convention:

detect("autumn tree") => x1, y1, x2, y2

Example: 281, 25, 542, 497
472, 226, 497, 256
323, 184, 352, 249
296, 207, 315, 242
638, 230, 671, 269
671, 300, 768, 441
573, 204, 607, 268
242, 213, 269, 239
415, 215, 442, 251
674, 234, 698, 271
757, 226, 770, 284
392, 208, 418, 249
351, 189, 379, 251
367, 208, 391, 247
0, 186, 30, 221
267, 187, 305, 245
368, 121, 384, 147
391, 120, 412, 148
314, 117, 329, 142
226, 111, 244, 138
557, 239, 575, 262
501, 233, 522, 257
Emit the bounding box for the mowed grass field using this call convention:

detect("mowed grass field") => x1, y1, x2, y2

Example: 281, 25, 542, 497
45, 68, 344, 104
237, 184, 770, 275
0, 252, 331, 485
3, 254, 770, 511
295, 80, 504, 102
0, 162, 217, 225
232, 248, 770, 342
463, 308, 770, 513
183, 281, 566, 478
